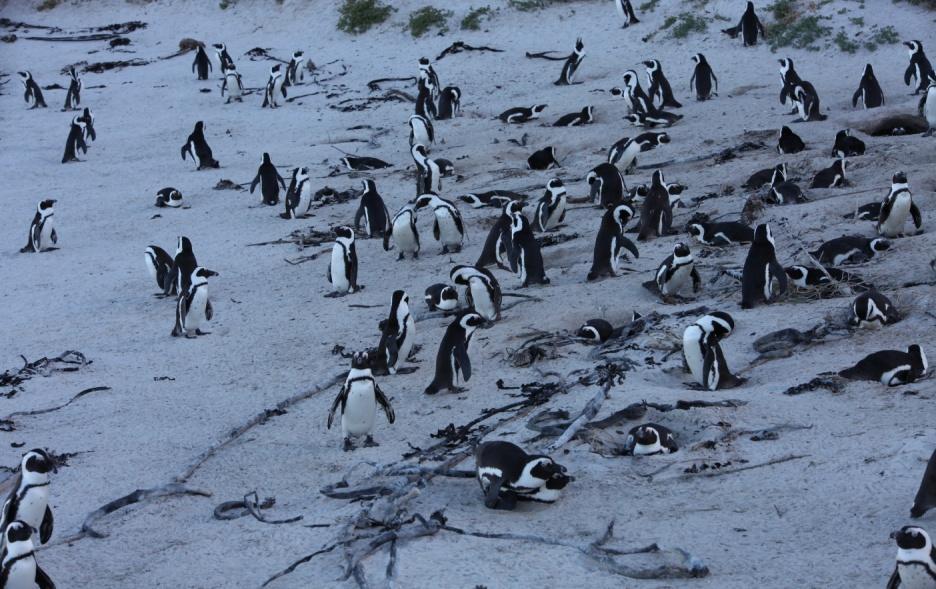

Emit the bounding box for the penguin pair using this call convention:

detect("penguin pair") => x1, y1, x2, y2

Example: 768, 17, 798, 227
180, 121, 219, 169
250, 153, 286, 205
221, 65, 244, 103
477, 200, 524, 269
61, 115, 88, 163
527, 146, 561, 171
768, 164, 807, 204
475, 441, 571, 510
811, 235, 890, 266
683, 311, 741, 390
533, 179, 566, 231
722, 1, 764, 46
282, 167, 313, 219
785, 265, 863, 292
157, 236, 198, 297
508, 211, 550, 287
745, 163, 785, 190
18, 71, 47, 109
1, 520, 55, 588
553, 106, 594, 127
614, 71, 651, 114
587, 163, 627, 208
376, 290, 416, 375
839, 344, 927, 387
644, 59, 681, 110
778, 59, 802, 113
653, 243, 701, 299
63, 67, 81, 111
832, 129, 865, 158
607, 132, 669, 175
262, 64, 287, 108
690, 53, 718, 101
327, 351, 395, 451
451, 265, 501, 322
409, 113, 434, 150
587, 203, 639, 281
458, 190, 527, 209
623, 424, 678, 455
436, 86, 461, 120
20, 200, 57, 253
811, 159, 847, 189
850, 290, 900, 329
154, 187, 184, 208
1, 449, 56, 547
414, 193, 464, 253
904, 40, 935, 95
213, 43, 235, 75
886, 526, 936, 588
791, 82, 826, 122
741, 224, 787, 309
354, 179, 390, 238
425, 311, 484, 395
385, 203, 420, 260
687, 221, 754, 247
499, 104, 547, 124
327, 227, 360, 295
877, 172, 923, 238
171, 267, 217, 338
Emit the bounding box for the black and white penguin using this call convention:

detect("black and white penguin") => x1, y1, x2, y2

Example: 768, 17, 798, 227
425, 311, 484, 395
904, 40, 936, 95
409, 113, 435, 149
341, 156, 392, 171
458, 190, 527, 209
0, 520, 55, 589
703, 336, 743, 391
850, 290, 900, 329
624, 110, 681, 128
553, 106, 594, 127
777, 125, 805, 154
792, 82, 826, 122
844, 202, 882, 221
509, 212, 550, 286
587, 203, 639, 281
477, 200, 524, 269
451, 265, 502, 322
690, 53, 718, 101
414, 193, 463, 253
608, 132, 669, 174
63, 67, 81, 111
682, 312, 735, 386
784, 265, 863, 290
637, 170, 673, 241
18, 71, 47, 109
741, 223, 787, 309
722, 1, 765, 47
354, 179, 390, 238
164, 236, 197, 297
192, 44, 212, 80
144, 245, 174, 293
424, 283, 458, 312
416, 77, 438, 120
249, 153, 286, 206
0, 449, 55, 545
744, 163, 784, 190
587, 162, 627, 208
171, 267, 217, 338
220, 64, 244, 103
180, 121, 219, 169
778, 58, 802, 112
327, 351, 395, 451
839, 344, 927, 386
285, 50, 304, 86
155, 187, 184, 208
886, 526, 936, 588
811, 159, 847, 189
921, 79, 936, 136
527, 146, 561, 171
912, 450, 936, 519
499, 104, 547, 124
212, 42, 235, 75
384, 203, 420, 260
61, 115, 87, 163
282, 166, 313, 219
262, 64, 287, 108
377, 290, 416, 375
687, 221, 754, 246
624, 424, 678, 455
412, 144, 441, 194
20, 200, 57, 254
832, 129, 865, 158
327, 226, 360, 295
852, 64, 885, 109
577, 318, 614, 343
810, 235, 890, 266
655, 242, 701, 298
418, 57, 441, 101
534, 179, 567, 231
437, 86, 461, 120
475, 441, 571, 510
614, 0, 640, 27
644, 59, 681, 109
78, 107, 95, 143
620, 69, 652, 113
878, 172, 923, 238
555, 37, 585, 86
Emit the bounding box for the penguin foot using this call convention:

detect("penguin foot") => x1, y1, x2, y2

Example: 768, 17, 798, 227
342, 437, 354, 452
397, 253, 404, 261
195, 329, 211, 336
184, 333, 198, 339
363, 436, 379, 448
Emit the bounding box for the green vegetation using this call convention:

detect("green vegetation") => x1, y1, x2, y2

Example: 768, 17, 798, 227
337, 0, 394, 34
661, 13, 708, 38
639, 0, 660, 10
766, 1, 832, 51
834, 30, 859, 53
509, 0, 548, 10
849, 16, 864, 26
408, 6, 452, 37
893, 0, 936, 8
863, 25, 900, 52
768, 0, 798, 21
461, 6, 493, 30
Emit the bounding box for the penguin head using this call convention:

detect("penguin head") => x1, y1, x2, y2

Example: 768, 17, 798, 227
625, 113, 645, 126
634, 425, 659, 446
778, 58, 792, 72
691, 53, 706, 65
784, 266, 809, 286
414, 193, 437, 210
296, 166, 309, 181
908, 344, 927, 374
834, 159, 847, 174
192, 267, 218, 283
459, 311, 484, 333
531, 104, 548, 115
411, 143, 428, 158
622, 70, 637, 87
863, 63, 873, 77
746, 1, 754, 9
528, 455, 568, 482
271, 64, 281, 74
350, 351, 371, 370
656, 132, 670, 145
17, 71, 31, 81
892, 171, 908, 186
361, 178, 377, 194
672, 242, 692, 262
754, 224, 774, 247
177, 236, 193, 254
293, 50, 304, 59
212, 43, 225, 51
4, 521, 33, 545
633, 184, 649, 198
37, 199, 56, 215
457, 194, 481, 207
504, 200, 525, 216
391, 289, 408, 308
71, 115, 86, 128
904, 40, 921, 54
333, 226, 355, 242
577, 324, 602, 343
436, 159, 455, 177
891, 526, 930, 551
582, 106, 595, 122
610, 86, 624, 97
574, 37, 584, 53
418, 57, 430, 67
546, 178, 565, 196
868, 238, 890, 254
262, 152, 272, 164
687, 223, 704, 240
770, 164, 786, 187
194, 120, 205, 133
707, 312, 735, 338
22, 448, 55, 479
650, 169, 665, 187
613, 203, 635, 228
509, 211, 527, 235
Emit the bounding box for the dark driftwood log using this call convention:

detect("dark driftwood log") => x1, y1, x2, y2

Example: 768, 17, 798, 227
76, 484, 211, 539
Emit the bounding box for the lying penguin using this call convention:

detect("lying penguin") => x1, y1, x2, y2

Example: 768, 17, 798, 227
475, 441, 571, 510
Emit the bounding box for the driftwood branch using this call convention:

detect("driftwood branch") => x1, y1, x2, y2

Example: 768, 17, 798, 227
684, 454, 810, 478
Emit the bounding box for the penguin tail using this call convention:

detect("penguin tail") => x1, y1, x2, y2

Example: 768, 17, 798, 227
838, 366, 861, 380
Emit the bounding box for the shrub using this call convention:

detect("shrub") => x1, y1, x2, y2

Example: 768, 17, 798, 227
834, 30, 859, 53
639, 0, 660, 10
669, 13, 708, 38
408, 6, 452, 37
461, 6, 492, 30
337, 0, 394, 34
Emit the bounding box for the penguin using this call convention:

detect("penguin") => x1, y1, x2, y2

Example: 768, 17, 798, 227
144, 245, 174, 293
458, 190, 527, 209
587, 203, 639, 281
18, 72, 47, 109
777, 126, 805, 154
0, 449, 55, 546
555, 37, 585, 86
904, 41, 936, 95
608, 132, 669, 175
154, 187, 184, 208
509, 212, 550, 286
852, 64, 885, 109
637, 170, 673, 241
171, 267, 217, 338
553, 106, 594, 127
687, 221, 754, 246
811, 159, 847, 189
78, 107, 95, 143
624, 424, 678, 455
415, 77, 438, 120
384, 203, 420, 260
418, 57, 441, 101
624, 109, 681, 128
722, 1, 765, 46
262, 64, 287, 108
767, 165, 806, 204
19, 200, 57, 254
327, 351, 395, 451
778, 58, 802, 111
475, 441, 571, 510
911, 449, 936, 518
810, 235, 890, 266
784, 265, 865, 290
850, 290, 900, 329
886, 526, 936, 589
213, 43, 235, 75
414, 193, 463, 253
499, 104, 547, 124
839, 344, 927, 386
0, 521, 55, 589
376, 290, 416, 375
164, 236, 197, 297
354, 179, 391, 238
534, 179, 567, 232
424, 311, 484, 395
282, 166, 313, 219
654, 242, 701, 298
577, 318, 614, 343
341, 156, 392, 171
424, 283, 458, 312
587, 163, 627, 208
436, 158, 456, 178
690, 53, 718, 101
741, 224, 787, 309
285, 50, 304, 86
250, 153, 286, 206
682, 312, 735, 385
437, 86, 461, 120
327, 226, 360, 295
921, 79, 936, 136
451, 265, 502, 322
664, 181, 687, 209
792, 82, 826, 122
644, 59, 681, 109
878, 171, 923, 238
832, 129, 865, 158
411, 144, 441, 194
843, 202, 882, 221
477, 200, 524, 269
408, 114, 434, 149
620, 70, 652, 114
614, 0, 640, 28
702, 337, 743, 391
527, 146, 560, 171
192, 44, 212, 80
61, 116, 87, 163
220, 64, 244, 103
63, 67, 81, 111
180, 121, 219, 169
744, 164, 782, 190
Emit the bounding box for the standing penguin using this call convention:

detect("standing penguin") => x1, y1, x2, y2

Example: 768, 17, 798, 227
282, 167, 313, 219
20, 200, 57, 253
1, 520, 55, 589
220, 64, 244, 103
327, 226, 360, 295
509, 212, 550, 286
878, 172, 923, 238
213, 42, 235, 75
18, 71, 47, 109
250, 153, 286, 206
644, 59, 681, 109
408, 113, 434, 149
654, 242, 701, 298
476, 200, 523, 269
912, 450, 936, 518
620, 70, 652, 113
850, 290, 900, 329
886, 526, 936, 588
425, 311, 484, 395
778, 58, 802, 112
534, 179, 567, 232
384, 203, 420, 260
587, 203, 639, 281
722, 1, 765, 46
608, 132, 668, 174
63, 67, 81, 111
614, 0, 640, 27
412, 144, 442, 194
354, 178, 391, 238
180, 121, 219, 169
832, 129, 865, 158
192, 44, 212, 80
415, 78, 438, 120
418, 57, 441, 101
415, 193, 463, 253
285, 50, 305, 86
555, 38, 585, 86
682, 312, 735, 386
262, 64, 287, 108
328, 351, 395, 451
377, 290, 416, 375
0, 449, 56, 545
637, 170, 674, 241
78, 107, 95, 142
777, 125, 805, 154
587, 163, 627, 208
690, 53, 718, 101
852, 64, 885, 109
904, 41, 936, 95
437, 86, 461, 120
144, 245, 174, 293
839, 345, 927, 386
451, 265, 502, 322
171, 267, 217, 338
920, 80, 936, 137
475, 441, 571, 510
164, 236, 198, 297
61, 115, 88, 163
741, 224, 787, 309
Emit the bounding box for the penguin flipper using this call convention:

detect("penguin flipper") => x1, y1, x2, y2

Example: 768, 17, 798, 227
910, 202, 923, 231
920, 94, 926, 116
35, 564, 55, 589
249, 173, 260, 194
911, 449, 936, 518
691, 267, 702, 292
354, 205, 364, 232
40, 504, 54, 544
905, 64, 914, 86
374, 383, 395, 424
327, 384, 349, 429
621, 236, 639, 259
172, 295, 187, 337
382, 231, 391, 252
432, 218, 440, 241
50, 228, 57, 245
482, 475, 508, 509
455, 341, 471, 382
205, 299, 213, 322
886, 566, 900, 589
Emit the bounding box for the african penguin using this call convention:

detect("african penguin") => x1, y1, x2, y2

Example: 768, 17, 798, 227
683, 312, 734, 386
587, 162, 628, 208
614, 0, 640, 27
637, 170, 673, 241
477, 200, 523, 270
327, 351, 395, 451
437, 86, 461, 120
886, 526, 936, 589
78, 107, 95, 142
624, 424, 678, 456
608, 132, 669, 175
778, 58, 802, 111
777, 125, 805, 154
690, 53, 718, 101
852, 64, 885, 109
878, 171, 923, 237
904, 40, 936, 95
810, 235, 890, 266
377, 290, 416, 375
832, 129, 865, 158
418, 57, 441, 101
509, 212, 550, 286
285, 50, 304, 86
221, 64, 244, 103
180, 121, 219, 169
644, 59, 681, 109
784, 265, 864, 291
282, 166, 313, 219
555, 37, 585, 86
354, 179, 391, 238
0, 449, 56, 545
768, 164, 807, 204
839, 344, 927, 386
850, 290, 900, 329
458, 190, 527, 209
163, 236, 197, 297
703, 336, 743, 391
20, 200, 57, 254
475, 441, 571, 510
145, 245, 174, 293
192, 44, 212, 80
384, 203, 420, 260
18, 72, 47, 109
499, 104, 547, 124
61, 115, 88, 163
342, 156, 391, 171
577, 318, 614, 343
811, 159, 847, 189
250, 152, 286, 206
451, 265, 502, 322
741, 224, 787, 309
921, 80, 936, 136
155, 187, 184, 208
213, 43, 235, 75
619, 70, 651, 114
534, 179, 567, 231
624, 109, 681, 128
425, 311, 484, 395
63, 67, 81, 111
327, 226, 360, 295
409, 113, 434, 149
687, 221, 754, 247
587, 203, 639, 281
744, 163, 784, 190
1, 520, 55, 589
262, 64, 287, 108
722, 1, 765, 47
792, 82, 826, 122
424, 283, 458, 312
172, 267, 217, 338
655, 242, 701, 298
416, 77, 438, 120
911, 449, 936, 518
528, 146, 560, 171
411, 144, 442, 194
414, 193, 464, 253
553, 106, 594, 127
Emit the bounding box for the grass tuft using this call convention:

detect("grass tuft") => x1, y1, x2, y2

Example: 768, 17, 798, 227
461, 6, 493, 30
337, 0, 394, 35
408, 6, 452, 37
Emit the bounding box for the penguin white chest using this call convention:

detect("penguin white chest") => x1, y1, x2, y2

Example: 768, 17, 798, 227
397, 315, 416, 363
925, 89, 936, 124
393, 219, 418, 253
411, 124, 430, 147
880, 194, 912, 236
38, 218, 55, 250
661, 264, 692, 295
5, 556, 37, 587
609, 236, 621, 272
342, 381, 377, 437
895, 562, 936, 589
435, 210, 461, 246
468, 279, 495, 321
296, 183, 312, 216
227, 74, 241, 98
185, 287, 209, 331
682, 326, 706, 384
331, 245, 350, 292
633, 439, 664, 456
188, 140, 200, 165
18, 485, 49, 530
